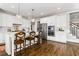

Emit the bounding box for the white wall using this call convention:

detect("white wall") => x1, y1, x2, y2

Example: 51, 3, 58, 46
40, 13, 69, 43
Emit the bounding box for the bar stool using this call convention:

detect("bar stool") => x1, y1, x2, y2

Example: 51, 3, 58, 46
25, 31, 36, 47
14, 31, 25, 56
30, 31, 36, 44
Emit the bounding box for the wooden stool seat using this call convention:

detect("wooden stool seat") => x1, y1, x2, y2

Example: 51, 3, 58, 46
25, 36, 33, 40
25, 36, 34, 46
14, 39, 24, 45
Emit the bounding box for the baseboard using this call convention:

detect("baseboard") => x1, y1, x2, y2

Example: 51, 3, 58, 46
67, 40, 79, 44
67, 41, 79, 44
67, 39, 79, 43
47, 40, 66, 44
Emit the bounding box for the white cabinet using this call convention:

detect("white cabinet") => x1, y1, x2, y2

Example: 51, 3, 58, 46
40, 15, 56, 26
56, 14, 66, 28
55, 32, 66, 43
0, 13, 23, 27
1, 14, 14, 27
40, 13, 68, 43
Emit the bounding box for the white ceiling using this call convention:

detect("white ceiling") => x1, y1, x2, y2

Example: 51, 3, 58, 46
0, 3, 79, 18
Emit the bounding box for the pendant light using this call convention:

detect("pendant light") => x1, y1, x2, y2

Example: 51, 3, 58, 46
31, 9, 35, 22
16, 3, 22, 21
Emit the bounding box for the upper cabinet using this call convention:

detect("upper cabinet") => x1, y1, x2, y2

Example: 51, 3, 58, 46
0, 13, 26, 27
40, 13, 69, 32
40, 13, 67, 28
40, 15, 56, 26
56, 14, 67, 28
1, 13, 16, 27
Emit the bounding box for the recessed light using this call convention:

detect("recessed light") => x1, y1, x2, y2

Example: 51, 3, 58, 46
16, 14, 22, 18
27, 12, 31, 15
57, 8, 61, 10
40, 12, 44, 15
31, 19, 35, 22
11, 5, 15, 8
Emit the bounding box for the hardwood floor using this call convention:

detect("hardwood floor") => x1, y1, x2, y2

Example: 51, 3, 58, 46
67, 42, 79, 56
0, 51, 8, 56
14, 40, 79, 56
0, 44, 8, 56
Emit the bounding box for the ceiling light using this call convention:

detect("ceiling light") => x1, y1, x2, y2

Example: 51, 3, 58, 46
11, 5, 15, 8
40, 12, 44, 15
27, 12, 31, 15
31, 19, 35, 22
16, 14, 22, 19
57, 8, 61, 10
